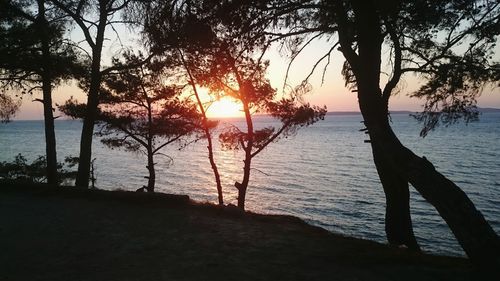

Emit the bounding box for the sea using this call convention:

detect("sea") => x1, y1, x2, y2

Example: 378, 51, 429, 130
1, 112, 499, 257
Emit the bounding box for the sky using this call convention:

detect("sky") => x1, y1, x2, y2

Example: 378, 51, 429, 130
11, 24, 500, 120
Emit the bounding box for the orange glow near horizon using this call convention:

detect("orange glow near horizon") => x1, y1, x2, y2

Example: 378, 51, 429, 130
205, 97, 244, 118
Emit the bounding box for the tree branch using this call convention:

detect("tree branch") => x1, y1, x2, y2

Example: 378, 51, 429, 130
50, 0, 97, 49
250, 122, 289, 158
152, 133, 186, 154
382, 18, 402, 103
101, 54, 154, 75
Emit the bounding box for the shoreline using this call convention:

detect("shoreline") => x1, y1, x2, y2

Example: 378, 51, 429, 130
1, 181, 491, 280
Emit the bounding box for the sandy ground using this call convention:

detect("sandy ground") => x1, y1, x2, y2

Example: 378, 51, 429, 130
0, 183, 488, 281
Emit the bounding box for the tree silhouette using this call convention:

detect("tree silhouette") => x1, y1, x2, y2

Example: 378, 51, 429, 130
49, 0, 145, 188
138, 0, 326, 209
136, 1, 227, 204
200, 49, 325, 210
227, 0, 499, 263
0, 0, 81, 184
60, 53, 203, 192
137, 0, 325, 209
178, 51, 224, 205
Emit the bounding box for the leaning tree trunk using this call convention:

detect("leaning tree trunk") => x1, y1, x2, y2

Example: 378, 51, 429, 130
38, 0, 58, 185
341, 0, 418, 251
331, 0, 500, 265
180, 51, 224, 205
405, 151, 500, 265
358, 79, 499, 265
349, 0, 499, 265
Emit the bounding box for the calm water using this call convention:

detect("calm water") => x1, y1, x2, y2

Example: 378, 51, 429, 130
1, 113, 499, 256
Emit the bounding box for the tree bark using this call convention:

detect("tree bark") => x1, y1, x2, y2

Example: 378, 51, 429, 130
359, 50, 499, 266
75, 6, 107, 188
236, 100, 253, 210
372, 144, 420, 250
145, 101, 155, 193
236, 152, 251, 210
38, 0, 58, 185
146, 149, 155, 192
207, 134, 223, 204
42, 74, 57, 185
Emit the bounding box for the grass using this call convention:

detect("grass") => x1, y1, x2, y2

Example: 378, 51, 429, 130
0, 181, 490, 281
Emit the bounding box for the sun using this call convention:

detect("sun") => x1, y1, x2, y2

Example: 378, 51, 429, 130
206, 97, 244, 118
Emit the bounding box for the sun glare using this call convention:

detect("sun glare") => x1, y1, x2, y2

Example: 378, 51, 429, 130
206, 98, 244, 118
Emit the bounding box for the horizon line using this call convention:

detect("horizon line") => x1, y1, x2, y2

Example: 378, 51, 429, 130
8, 107, 500, 121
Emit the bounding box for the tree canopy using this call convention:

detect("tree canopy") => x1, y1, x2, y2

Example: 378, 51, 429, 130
60, 53, 204, 191
0, 0, 84, 184
0, 0, 81, 94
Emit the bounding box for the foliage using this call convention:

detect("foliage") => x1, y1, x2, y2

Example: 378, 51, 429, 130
392, 0, 499, 136
137, 0, 272, 55
0, 154, 77, 184
60, 53, 204, 190
61, 54, 204, 155
178, 5, 326, 208
133, 2, 228, 201
211, 0, 499, 136
218, 95, 327, 155
0, 0, 87, 184
209, 54, 327, 158
100, 54, 203, 153
136, 0, 327, 207
0, 0, 83, 95
0, 94, 20, 122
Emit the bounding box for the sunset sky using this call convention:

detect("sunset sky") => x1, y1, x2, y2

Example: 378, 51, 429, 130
12, 26, 500, 120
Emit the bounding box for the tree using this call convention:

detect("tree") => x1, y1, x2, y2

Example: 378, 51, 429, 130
60, 53, 203, 192
135, 1, 326, 209
230, 0, 499, 264
0, 0, 80, 184
195, 46, 326, 210
134, 0, 226, 204
49, 0, 142, 187
178, 51, 224, 204
138, 0, 326, 209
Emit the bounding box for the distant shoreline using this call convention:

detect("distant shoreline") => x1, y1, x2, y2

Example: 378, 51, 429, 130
8, 107, 500, 121
325, 107, 500, 116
